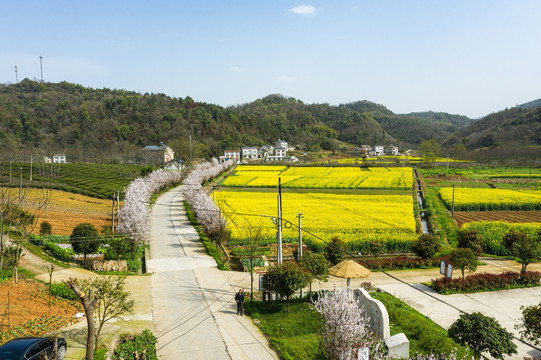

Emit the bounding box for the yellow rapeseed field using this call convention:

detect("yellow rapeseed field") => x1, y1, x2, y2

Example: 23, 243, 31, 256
215, 190, 417, 251
439, 188, 541, 211
222, 166, 414, 190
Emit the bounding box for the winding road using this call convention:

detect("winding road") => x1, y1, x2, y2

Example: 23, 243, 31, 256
147, 186, 277, 360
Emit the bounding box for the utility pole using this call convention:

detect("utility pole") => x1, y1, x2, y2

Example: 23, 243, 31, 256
297, 213, 303, 260
446, 154, 449, 173
297, 212, 303, 298
451, 184, 455, 218
39, 55, 44, 83
116, 191, 120, 228
276, 178, 283, 265
19, 167, 22, 208
14, 65, 18, 83
112, 194, 115, 233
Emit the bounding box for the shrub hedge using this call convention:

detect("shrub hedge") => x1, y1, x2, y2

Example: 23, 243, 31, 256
113, 329, 157, 360
364, 256, 442, 271
431, 271, 541, 294
50, 282, 79, 301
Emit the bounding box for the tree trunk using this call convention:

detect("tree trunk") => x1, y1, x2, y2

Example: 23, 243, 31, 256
84, 301, 97, 358
95, 320, 106, 351
65, 279, 99, 360
250, 265, 254, 302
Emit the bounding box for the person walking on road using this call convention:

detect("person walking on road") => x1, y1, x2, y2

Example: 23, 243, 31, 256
235, 289, 245, 315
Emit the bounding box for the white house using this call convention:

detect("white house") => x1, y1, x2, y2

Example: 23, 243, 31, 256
385, 144, 399, 156
258, 145, 272, 159
370, 145, 384, 156
221, 149, 240, 163
53, 155, 66, 164
266, 147, 288, 161
241, 146, 258, 159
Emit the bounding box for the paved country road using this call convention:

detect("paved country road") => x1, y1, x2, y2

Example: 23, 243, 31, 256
148, 186, 278, 360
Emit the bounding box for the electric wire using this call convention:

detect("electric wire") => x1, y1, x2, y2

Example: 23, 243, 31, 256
188, 191, 541, 351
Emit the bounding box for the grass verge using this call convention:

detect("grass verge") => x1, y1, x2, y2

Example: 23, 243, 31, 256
184, 201, 230, 270
425, 187, 459, 248
244, 298, 324, 360
245, 293, 472, 359
370, 291, 472, 357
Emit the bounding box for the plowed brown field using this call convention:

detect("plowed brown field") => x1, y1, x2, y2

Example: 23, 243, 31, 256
454, 211, 541, 228
2, 188, 113, 235
0, 280, 80, 344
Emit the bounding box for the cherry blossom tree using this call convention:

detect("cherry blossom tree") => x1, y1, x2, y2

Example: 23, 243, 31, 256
311, 288, 386, 360
183, 159, 233, 233
117, 169, 183, 257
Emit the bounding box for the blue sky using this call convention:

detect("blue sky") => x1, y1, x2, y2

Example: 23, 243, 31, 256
1, 1, 540, 118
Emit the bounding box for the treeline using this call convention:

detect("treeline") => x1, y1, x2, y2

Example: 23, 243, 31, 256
0, 81, 393, 162
341, 101, 473, 147
1, 79, 539, 163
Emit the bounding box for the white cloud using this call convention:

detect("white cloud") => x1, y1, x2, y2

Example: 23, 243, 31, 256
278, 75, 293, 83
288, 5, 316, 15
229, 66, 242, 73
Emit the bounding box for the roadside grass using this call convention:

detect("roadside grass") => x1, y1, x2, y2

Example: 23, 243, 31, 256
244, 298, 324, 360
370, 291, 472, 357
425, 187, 459, 248
22, 239, 71, 269
245, 293, 472, 359
184, 201, 230, 270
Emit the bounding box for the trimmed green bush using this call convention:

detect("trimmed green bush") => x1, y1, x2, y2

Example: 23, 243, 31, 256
50, 282, 79, 301
113, 329, 157, 360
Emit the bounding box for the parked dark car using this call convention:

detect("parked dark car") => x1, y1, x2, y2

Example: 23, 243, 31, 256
0, 337, 67, 360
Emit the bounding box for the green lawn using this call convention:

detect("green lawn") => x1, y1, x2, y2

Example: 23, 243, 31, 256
245, 292, 472, 359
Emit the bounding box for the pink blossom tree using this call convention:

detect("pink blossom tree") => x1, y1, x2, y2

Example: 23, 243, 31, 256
311, 288, 386, 360
182, 159, 233, 233
117, 169, 183, 258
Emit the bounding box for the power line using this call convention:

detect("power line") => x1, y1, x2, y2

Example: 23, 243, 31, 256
190, 194, 541, 351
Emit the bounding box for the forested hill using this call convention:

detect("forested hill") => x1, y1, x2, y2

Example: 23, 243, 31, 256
230, 95, 395, 148
341, 101, 474, 146
455, 105, 541, 150
0, 81, 394, 161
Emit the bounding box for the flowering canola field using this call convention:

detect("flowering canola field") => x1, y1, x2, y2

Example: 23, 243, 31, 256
439, 188, 541, 211
462, 220, 541, 256
215, 190, 417, 252
222, 166, 413, 190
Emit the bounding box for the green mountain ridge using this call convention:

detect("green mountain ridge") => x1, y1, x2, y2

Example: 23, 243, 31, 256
0, 79, 539, 163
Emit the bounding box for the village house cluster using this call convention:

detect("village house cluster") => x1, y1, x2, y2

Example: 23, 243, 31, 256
220, 139, 298, 163
360, 144, 399, 156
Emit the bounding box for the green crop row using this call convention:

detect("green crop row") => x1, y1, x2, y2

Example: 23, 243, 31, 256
0, 162, 143, 199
